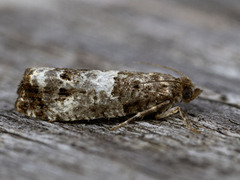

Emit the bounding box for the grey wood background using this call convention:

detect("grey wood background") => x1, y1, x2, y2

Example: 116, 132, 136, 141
0, 0, 240, 180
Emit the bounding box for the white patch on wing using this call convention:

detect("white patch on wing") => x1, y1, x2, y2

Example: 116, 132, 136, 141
78, 70, 119, 98
29, 67, 55, 86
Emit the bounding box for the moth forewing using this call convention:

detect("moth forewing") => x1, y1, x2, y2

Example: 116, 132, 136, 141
15, 67, 202, 132
111, 75, 202, 132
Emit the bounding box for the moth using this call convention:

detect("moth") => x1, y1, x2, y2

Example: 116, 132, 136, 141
15, 64, 202, 132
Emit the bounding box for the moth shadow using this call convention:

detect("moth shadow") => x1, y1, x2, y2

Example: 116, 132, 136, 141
60, 116, 131, 126
60, 114, 167, 127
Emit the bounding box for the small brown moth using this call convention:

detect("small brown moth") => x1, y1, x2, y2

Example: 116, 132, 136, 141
15, 64, 202, 132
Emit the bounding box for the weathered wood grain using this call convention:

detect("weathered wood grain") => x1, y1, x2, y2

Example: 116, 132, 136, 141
0, 0, 240, 180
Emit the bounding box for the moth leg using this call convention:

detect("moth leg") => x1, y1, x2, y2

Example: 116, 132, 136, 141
110, 100, 171, 130
48, 119, 57, 122
155, 106, 200, 133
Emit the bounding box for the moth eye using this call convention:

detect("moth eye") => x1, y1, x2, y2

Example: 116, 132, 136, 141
183, 88, 193, 100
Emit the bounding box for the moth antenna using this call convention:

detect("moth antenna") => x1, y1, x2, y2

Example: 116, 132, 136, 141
136, 61, 186, 77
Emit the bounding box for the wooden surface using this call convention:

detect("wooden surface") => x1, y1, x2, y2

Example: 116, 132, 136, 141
0, 0, 240, 180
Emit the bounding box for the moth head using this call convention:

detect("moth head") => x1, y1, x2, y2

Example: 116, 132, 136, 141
180, 77, 202, 103
136, 62, 203, 103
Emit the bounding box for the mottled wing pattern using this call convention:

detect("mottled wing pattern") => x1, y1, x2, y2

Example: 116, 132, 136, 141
15, 68, 179, 121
